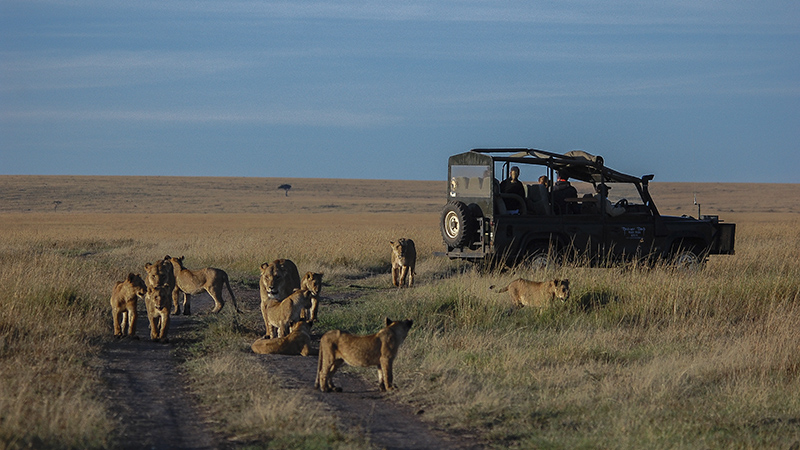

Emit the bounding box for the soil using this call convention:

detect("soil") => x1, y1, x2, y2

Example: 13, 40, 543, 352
98, 290, 485, 450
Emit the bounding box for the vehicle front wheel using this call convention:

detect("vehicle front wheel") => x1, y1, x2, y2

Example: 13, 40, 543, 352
440, 201, 477, 248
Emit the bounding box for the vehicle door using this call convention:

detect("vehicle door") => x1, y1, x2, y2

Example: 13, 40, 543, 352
601, 182, 656, 260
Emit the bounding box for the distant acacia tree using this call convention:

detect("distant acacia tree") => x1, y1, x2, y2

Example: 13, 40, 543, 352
278, 184, 292, 197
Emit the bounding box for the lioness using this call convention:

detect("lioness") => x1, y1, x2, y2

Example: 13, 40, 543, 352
490, 278, 570, 308
259, 259, 301, 302
144, 258, 175, 292
264, 288, 314, 338
144, 284, 171, 342
390, 238, 416, 288
110, 273, 147, 338
251, 320, 313, 356
315, 317, 413, 393
300, 272, 323, 321
166, 255, 241, 315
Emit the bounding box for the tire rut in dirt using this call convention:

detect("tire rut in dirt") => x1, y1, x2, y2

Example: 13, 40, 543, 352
99, 313, 218, 450
255, 353, 484, 450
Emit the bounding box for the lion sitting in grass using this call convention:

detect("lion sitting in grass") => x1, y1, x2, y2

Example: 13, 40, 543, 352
264, 288, 314, 339
251, 320, 313, 356
315, 317, 413, 393
490, 278, 570, 308
166, 255, 241, 315
110, 273, 147, 338
300, 272, 323, 321
390, 238, 416, 288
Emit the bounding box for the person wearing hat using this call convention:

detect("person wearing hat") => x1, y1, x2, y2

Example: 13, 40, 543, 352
595, 184, 626, 217
551, 171, 578, 214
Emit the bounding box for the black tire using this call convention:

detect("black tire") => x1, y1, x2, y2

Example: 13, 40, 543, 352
441, 201, 477, 248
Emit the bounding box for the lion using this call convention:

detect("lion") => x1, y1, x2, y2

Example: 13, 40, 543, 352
166, 255, 241, 315
300, 272, 323, 321
264, 288, 314, 339
251, 320, 313, 356
390, 238, 416, 288
490, 278, 570, 308
143, 259, 175, 342
144, 284, 171, 342
110, 273, 147, 338
144, 258, 175, 292
315, 317, 414, 393
259, 259, 301, 302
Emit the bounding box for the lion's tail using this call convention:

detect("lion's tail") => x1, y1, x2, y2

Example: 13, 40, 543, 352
489, 284, 509, 293
223, 273, 242, 313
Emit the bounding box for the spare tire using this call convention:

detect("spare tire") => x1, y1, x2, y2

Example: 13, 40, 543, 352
441, 201, 478, 248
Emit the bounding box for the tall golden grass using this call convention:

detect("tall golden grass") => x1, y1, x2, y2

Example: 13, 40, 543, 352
1, 174, 799, 448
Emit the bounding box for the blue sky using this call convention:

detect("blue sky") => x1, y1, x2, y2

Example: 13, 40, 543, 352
1, 1, 798, 182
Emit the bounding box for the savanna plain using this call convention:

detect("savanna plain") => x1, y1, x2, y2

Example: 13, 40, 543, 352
1, 175, 800, 449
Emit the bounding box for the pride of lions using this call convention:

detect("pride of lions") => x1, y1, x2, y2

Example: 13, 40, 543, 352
110, 237, 570, 392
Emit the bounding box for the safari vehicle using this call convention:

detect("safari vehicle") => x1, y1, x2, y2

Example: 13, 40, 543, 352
440, 148, 735, 268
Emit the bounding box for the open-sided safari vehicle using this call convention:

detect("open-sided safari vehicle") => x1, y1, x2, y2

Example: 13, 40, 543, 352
440, 148, 735, 268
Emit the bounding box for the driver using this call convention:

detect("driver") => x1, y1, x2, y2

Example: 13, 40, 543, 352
596, 184, 626, 217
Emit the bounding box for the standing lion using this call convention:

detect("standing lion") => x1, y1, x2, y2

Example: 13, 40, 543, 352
110, 273, 147, 338
315, 317, 413, 393
390, 238, 416, 288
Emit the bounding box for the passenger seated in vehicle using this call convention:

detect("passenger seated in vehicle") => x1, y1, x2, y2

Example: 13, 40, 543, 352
551, 172, 579, 215
595, 184, 626, 217
500, 166, 525, 214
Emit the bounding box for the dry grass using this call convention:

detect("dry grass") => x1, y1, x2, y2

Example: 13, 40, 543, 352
1, 175, 799, 449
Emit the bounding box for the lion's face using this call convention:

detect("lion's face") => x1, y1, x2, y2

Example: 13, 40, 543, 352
390, 239, 412, 264
127, 273, 147, 296
302, 272, 324, 296
291, 320, 312, 335
261, 262, 288, 300
144, 259, 173, 288
147, 285, 172, 309
552, 279, 570, 302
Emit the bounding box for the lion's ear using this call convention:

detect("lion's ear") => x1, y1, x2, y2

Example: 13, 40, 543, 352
145, 263, 153, 270
164, 255, 171, 260
260, 262, 269, 270
385, 317, 392, 326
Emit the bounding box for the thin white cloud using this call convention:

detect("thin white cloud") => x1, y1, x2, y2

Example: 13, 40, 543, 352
0, 107, 399, 128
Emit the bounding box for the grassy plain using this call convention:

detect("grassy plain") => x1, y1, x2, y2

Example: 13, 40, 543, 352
1, 175, 799, 449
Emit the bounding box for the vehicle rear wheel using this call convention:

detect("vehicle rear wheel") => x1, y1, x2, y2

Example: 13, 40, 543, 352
671, 246, 706, 271
441, 201, 477, 248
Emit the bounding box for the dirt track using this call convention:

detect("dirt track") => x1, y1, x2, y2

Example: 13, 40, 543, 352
99, 292, 484, 450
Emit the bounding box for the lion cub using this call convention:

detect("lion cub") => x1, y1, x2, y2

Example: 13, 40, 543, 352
264, 288, 314, 338
390, 238, 416, 287
110, 273, 147, 338
251, 320, 313, 356
166, 255, 241, 315
300, 272, 323, 321
490, 278, 570, 308
315, 317, 413, 393
143, 260, 175, 342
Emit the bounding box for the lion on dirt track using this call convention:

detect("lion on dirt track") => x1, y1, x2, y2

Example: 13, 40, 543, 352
264, 288, 314, 339
110, 273, 147, 338
251, 320, 313, 356
144, 259, 175, 342
166, 255, 241, 315
390, 238, 416, 288
315, 317, 413, 393
490, 278, 570, 308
